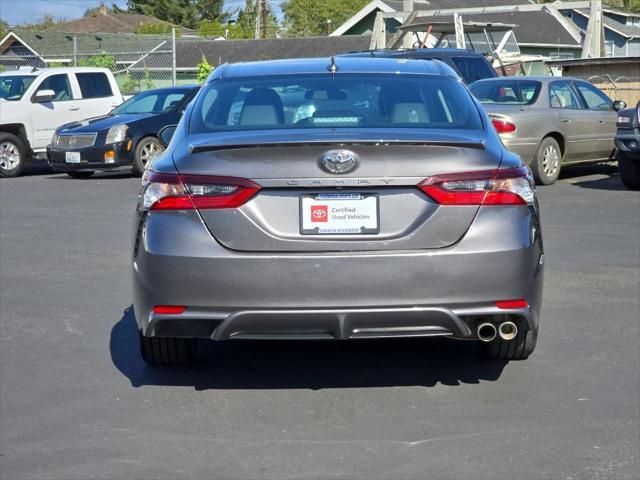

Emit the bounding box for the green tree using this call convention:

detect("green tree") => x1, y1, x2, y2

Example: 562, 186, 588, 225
197, 54, 213, 84
127, 0, 226, 28
135, 22, 174, 34
78, 54, 116, 71
0, 18, 9, 38
282, 0, 368, 36
198, 19, 226, 37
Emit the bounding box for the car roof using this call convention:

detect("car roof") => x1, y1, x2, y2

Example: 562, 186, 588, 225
134, 85, 200, 93
211, 56, 457, 80
470, 76, 586, 84
345, 48, 484, 57
0, 66, 113, 77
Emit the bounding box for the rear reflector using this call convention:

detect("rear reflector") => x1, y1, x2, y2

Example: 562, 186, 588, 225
139, 171, 260, 211
491, 118, 517, 134
152, 305, 187, 314
419, 167, 534, 206
495, 299, 529, 309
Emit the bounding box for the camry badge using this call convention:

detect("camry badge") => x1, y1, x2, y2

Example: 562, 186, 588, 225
320, 150, 358, 174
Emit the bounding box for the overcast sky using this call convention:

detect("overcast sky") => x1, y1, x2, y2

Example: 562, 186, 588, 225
0, 0, 285, 26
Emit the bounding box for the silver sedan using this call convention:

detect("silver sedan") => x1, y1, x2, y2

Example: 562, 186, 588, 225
469, 77, 624, 184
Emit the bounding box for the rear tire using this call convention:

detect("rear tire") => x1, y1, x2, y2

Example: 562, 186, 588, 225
66, 171, 94, 179
132, 136, 164, 176
482, 326, 538, 360
618, 151, 640, 190
531, 137, 561, 185
0, 132, 27, 178
139, 331, 197, 366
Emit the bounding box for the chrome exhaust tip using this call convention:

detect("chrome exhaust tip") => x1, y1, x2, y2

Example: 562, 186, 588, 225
498, 321, 518, 341
477, 323, 497, 342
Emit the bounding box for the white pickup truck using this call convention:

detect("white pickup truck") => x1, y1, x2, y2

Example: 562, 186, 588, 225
0, 67, 124, 177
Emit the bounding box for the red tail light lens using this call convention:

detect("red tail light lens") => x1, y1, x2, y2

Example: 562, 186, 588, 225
495, 299, 529, 309
491, 118, 517, 134
139, 171, 260, 211
153, 305, 187, 314
419, 167, 534, 206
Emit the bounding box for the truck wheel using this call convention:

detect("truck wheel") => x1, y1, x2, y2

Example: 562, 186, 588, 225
139, 331, 197, 366
132, 136, 164, 176
0, 133, 27, 178
481, 326, 538, 360
618, 151, 640, 190
531, 137, 561, 185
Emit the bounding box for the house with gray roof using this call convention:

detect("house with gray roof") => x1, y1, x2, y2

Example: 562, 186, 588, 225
559, 6, 640, 56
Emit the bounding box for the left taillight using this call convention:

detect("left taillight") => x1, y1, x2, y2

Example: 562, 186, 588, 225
418, 167, 535, 206
138, 171, 260, 211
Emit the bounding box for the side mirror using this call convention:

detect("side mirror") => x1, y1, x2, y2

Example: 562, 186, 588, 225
613, 100, 627, 111
158, 125, 177, 148
33, 89, 55, 103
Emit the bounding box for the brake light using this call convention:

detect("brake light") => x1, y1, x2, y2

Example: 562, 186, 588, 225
491, 118, 517, 134
139, 171, 260, 211
419, 167, 534, 206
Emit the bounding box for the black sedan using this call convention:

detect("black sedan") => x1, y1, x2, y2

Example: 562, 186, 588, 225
47, 85, 199, 178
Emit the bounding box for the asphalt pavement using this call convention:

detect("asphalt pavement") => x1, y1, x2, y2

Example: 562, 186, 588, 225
1, 163, 638, 479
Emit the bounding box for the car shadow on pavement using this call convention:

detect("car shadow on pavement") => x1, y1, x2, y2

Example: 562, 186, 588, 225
558, 163, 627, 191
111, 306, 508, 390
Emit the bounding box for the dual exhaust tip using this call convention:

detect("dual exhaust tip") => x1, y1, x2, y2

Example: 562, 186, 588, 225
477, 321, 517, 342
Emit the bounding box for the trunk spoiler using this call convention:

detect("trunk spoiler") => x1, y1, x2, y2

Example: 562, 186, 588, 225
189, 140, 486, 155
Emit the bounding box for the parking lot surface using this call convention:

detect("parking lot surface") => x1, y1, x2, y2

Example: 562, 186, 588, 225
1, 164, 638, 479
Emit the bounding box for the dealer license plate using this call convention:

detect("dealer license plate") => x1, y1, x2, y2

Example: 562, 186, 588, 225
300, 193, 379, 235
65, 152, 81, 163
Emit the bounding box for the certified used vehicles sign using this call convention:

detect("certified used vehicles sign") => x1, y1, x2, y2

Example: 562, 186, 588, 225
300, 193, 379, 234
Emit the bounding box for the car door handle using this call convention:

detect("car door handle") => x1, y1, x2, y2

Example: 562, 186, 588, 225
69, 106, 80, 111
597, 119, 605, 123
561, 118, 571, 123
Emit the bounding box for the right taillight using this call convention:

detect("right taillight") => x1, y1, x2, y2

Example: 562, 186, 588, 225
138, 171, 260, 211
491, 118, 517, 134
419, 167, 535, 206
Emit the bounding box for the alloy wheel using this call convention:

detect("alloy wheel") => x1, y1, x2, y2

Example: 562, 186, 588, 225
0, 141, 20, 171
140, 141, 164, 167
541, 144, 559, 177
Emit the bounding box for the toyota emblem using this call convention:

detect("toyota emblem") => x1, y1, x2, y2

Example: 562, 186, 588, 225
320, 150, 358, 174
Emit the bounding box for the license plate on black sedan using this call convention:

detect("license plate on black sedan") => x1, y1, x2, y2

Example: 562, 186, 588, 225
65, 152, 81, 163
300, 193, 379, 235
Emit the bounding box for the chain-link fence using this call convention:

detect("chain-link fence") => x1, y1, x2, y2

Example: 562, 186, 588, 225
577, 75, 640, 106
0, 34, 199, 95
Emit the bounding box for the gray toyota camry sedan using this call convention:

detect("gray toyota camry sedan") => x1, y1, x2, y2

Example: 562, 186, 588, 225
133, 57, 544, 365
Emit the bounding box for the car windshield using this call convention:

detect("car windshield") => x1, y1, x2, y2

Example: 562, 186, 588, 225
190, 74, 482, 133
112, 89, 190, 114
469, 80, 542, 105
0, 75, 36, 101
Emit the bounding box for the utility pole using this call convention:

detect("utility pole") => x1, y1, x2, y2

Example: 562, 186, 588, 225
259, 0, 268, 39
402, 0, 414, 49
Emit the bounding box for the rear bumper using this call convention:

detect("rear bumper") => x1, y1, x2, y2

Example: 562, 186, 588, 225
132, 205, 544, 341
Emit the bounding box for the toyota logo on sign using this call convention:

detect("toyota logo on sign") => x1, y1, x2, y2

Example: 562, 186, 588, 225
320, 150, 358, 174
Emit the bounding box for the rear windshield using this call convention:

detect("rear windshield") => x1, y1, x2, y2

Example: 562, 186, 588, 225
450, 56, 496, 84
469, 79, 542, 105
190, 74, 482, 133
